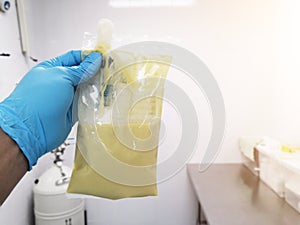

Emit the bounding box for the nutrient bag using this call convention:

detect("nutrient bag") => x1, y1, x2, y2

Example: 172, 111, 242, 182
67, 19, 172, 200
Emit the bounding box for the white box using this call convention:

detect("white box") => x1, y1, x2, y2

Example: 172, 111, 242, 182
239, 137, 262, 176
285, 181, 300, 213
256, 139, 286, 198
241, 153, 259, 176
281, 157, 300, 214
258, 150, 286, 197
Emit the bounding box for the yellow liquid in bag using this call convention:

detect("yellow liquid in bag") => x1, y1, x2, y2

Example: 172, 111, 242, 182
67, 122, 159, 199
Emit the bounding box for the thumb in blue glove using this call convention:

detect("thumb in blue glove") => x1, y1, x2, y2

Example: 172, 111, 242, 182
0, 50, 102, 170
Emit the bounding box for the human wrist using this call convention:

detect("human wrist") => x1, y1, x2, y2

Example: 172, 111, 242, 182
0, 127, 28, 204
0, 104, 42, 169
0, 127, 27, 165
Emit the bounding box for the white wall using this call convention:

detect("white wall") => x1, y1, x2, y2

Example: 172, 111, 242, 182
0, 1, 34, 224
0, 1, 28, 101
3, 0, 300, 224
269, 0, 300, 144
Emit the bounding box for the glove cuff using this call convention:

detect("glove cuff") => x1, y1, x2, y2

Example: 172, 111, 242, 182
0, 103, 43, 170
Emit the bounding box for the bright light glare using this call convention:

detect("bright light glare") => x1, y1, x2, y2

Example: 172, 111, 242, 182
109, 0, 195, 8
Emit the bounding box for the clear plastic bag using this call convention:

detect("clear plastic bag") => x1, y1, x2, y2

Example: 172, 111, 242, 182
67, 19, 172, 199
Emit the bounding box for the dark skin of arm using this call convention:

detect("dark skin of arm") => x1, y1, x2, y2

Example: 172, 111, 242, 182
0, 128, 27, 205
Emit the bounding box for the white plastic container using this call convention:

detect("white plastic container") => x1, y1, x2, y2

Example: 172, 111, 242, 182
256, 139, 287, 198
35, 204, 84, 225
239, 137, 262, 176
239, 137, 262, 160
281, 156, 300, 213
34, 166, 85, 225
241, 153, 259, 176
285, 181, 300, 213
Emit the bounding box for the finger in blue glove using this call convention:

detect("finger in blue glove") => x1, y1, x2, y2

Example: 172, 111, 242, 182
0, 50, 102, 169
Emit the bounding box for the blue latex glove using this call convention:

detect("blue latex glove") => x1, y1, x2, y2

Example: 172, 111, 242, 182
0, 50, 102, 170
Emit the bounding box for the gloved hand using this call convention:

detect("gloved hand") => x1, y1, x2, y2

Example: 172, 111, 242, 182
0, 50, 102, 170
